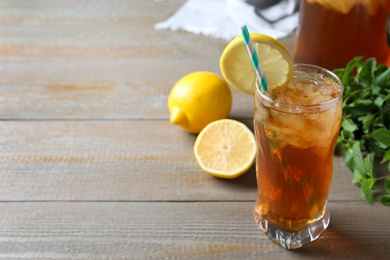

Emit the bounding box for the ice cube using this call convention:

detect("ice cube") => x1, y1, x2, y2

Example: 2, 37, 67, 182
311, 94, 332, 105
320, 84, 337, 96
302, 83, 318, 96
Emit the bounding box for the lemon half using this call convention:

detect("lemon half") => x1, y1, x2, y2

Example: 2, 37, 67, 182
220, 33, 294, 95
194, 119, 257, 179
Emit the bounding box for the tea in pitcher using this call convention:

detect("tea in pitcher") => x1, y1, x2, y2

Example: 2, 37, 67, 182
294, 0, 390, 70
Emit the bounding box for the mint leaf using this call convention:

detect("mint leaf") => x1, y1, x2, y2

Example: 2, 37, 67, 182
358, 58, 376, 87
343, 100, 378, 119
341, 56, 362, 85
345, 100, 376, 117
341, 118, 358, 133
375, 68, 390, 87
376, 64, 388, 74
345, 142, 361, 171
374, 96, 385, 107
381, 149, 390, 164
373, 114, 385, 129
345, 142, 365, 183
372, 129, 390, 148
333, 68, 344, 79
379, 195, 390, 206
363, 152, 375, 178
385, 178, 390, 193
361, 178, 375, 203
339, 129, 355, 143
357, 113, 374, 133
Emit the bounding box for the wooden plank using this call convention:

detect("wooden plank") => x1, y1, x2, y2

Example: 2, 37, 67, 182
0, 0, 229, 120
0, 0, 291, 120
0, 78, 254, 120
0, 120, 363, 202
0, 201, 388, 259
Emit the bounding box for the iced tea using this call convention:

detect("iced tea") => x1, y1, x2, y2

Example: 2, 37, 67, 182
253, 64, 343, 249
294, 0, 390, 70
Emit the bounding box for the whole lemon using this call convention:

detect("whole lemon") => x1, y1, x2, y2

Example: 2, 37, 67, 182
168, 71, 232, 134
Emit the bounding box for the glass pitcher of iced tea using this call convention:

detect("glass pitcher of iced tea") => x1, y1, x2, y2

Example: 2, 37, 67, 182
294, 0, 390, 70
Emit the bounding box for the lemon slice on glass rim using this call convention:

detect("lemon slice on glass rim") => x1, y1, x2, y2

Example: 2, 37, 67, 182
220, 33, 294, 95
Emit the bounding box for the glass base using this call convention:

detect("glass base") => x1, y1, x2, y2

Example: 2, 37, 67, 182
254, 209, 330, 250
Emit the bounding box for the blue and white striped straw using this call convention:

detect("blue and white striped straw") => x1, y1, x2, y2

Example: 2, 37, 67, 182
240, 25, 268, 92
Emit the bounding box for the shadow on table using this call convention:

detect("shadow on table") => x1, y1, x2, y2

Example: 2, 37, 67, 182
214, 163, 258, 190
290, 208, 383, 258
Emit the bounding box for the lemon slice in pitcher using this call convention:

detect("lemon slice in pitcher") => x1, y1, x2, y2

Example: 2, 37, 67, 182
220, 33, 294, 95
307, 0, 356, 14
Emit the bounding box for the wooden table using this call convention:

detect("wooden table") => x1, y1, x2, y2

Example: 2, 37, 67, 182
0, 0, 388, 259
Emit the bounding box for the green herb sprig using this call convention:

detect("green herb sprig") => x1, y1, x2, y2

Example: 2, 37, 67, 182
333, 57, 390, 206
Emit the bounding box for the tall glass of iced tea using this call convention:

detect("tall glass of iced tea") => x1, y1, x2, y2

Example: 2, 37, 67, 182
294, 0, 390, 70
253, 64, 343, 249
